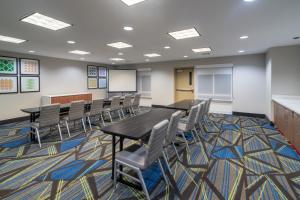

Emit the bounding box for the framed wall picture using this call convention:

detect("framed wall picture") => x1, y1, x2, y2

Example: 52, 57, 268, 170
0, 76, 18, 94
98, 77, 107, 89
87, 65, 98, 77
20, 58, 40, 75
88, 77, 98, 89
0, 56, 18, 75
20, 76, 40, 93
98, 67, 107, 77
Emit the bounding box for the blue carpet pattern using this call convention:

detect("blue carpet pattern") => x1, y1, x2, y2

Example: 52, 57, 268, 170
0, 111, 300, 199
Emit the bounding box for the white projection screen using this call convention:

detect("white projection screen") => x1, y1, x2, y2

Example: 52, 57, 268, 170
108, 70, 137, 92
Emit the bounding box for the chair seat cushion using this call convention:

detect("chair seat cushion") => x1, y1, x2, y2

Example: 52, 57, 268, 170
116, 146, 148, 170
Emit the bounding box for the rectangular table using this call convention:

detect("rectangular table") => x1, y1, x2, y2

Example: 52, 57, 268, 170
100, 108, 176, 180
153, 99, 203, 113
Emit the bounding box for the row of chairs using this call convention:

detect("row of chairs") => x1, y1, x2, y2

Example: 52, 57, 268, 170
114, 98, 212, 200
31, 94, 141, 148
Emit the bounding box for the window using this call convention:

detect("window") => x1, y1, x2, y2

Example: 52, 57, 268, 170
137, 68, 151, 97
195, 66, 233, 101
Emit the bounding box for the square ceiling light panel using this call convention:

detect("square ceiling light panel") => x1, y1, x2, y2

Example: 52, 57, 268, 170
121, 0, 146, 6
168, 28, 200, 40
107, 42, 133, 49
21, 13, 72, 31
0, 35, 26, 43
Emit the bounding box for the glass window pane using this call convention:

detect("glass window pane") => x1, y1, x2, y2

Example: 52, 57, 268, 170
197, 74, 213, 94
214, 74, 231, 94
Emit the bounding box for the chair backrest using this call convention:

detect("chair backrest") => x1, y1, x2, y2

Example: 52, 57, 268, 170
123, 95, 132, 108
68, 101, 85, 121
195, 102, 206, 124
185, 105, 199, 130
145, 120, 169, 168
165, 111, 182, 145
110, 96, 121, 110
39, 104, 60, 128
132, 93, 141, 107
90, 99, 104, 116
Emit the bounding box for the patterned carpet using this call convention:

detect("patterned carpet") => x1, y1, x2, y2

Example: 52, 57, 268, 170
0, 110, 300, 200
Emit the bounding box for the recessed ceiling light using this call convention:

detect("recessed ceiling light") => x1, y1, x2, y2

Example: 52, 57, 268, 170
110, 58, 125, 61
164, 46, 171, 49
118, 52, 124, 56
239, 50, 245, 53
21, 13, 72, 31
184, 55, 188, 58
145, 59, 150, 62
121, 0, 145, 6
123, 26, 133, 31
107, 42, 132, 49
168, 28, 200, 40
69, 50, 90, 55
0, 35, 26, 44
28, 50, 35, 53
67, 40, 76, 44
192, 47, 212, 53
240, 35, 249, 39
80, 58, 85, 60
144, 53, 161, 57
244, 0, 255, 2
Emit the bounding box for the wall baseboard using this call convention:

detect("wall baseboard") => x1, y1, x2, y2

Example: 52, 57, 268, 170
0, 116, 30, 125
232, 112, 266, 119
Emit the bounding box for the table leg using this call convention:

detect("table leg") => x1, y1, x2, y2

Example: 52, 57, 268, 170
111, 135, 116, 179
119, 137, 124, 180
30, 113, 34, 141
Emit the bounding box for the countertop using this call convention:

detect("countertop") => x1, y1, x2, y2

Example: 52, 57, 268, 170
272, 95, 300, 115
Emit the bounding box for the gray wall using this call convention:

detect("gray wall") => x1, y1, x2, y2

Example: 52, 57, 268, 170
265, 45, 300, 119
0, 50, 110, 120
270, 45, 300, 95
119, 53, 267, 115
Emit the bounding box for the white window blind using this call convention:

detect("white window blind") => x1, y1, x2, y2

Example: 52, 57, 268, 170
137, 68, 151, 97
195, 66, 233, 101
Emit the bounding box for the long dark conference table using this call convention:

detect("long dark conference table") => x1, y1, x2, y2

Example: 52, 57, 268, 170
101, 108, 176, 181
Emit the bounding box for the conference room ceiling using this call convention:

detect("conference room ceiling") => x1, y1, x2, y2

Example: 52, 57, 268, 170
0, 0, 299, 65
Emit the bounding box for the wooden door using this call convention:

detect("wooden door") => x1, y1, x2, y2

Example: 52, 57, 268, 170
175, 68, 194, 102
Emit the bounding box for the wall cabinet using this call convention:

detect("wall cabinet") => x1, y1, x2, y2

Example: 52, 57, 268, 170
274, 101, 299, 150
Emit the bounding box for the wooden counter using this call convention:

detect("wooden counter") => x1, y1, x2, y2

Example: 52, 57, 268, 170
273, 97, 300, 150
41, 93, 92, 105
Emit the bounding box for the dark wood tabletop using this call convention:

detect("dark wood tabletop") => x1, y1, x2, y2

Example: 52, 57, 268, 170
153, 99, 203, 112
101, 108, 176, 140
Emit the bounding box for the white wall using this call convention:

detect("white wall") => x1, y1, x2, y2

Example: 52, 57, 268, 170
0, 50, 110, 121
269, 45, 300, 96
119, 54, 267, 115
265, 45, 300, 120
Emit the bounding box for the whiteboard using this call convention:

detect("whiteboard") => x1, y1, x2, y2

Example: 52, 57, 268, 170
108, 70, 137, 92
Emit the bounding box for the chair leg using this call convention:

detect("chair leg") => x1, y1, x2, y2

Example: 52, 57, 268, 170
121, 108, 125, 118
81, 118, 87, 133
180, 131, 191, 153
172, 142, 182, 162
65, 121, 71, 137
162, 150, 172, 175
137, 169, 150, 200
87, 116, 92, 131
35, 128, 42, 148
158, 158, 169, 185
57, 124, 63, 141
117, 110, 122, 120
108, 111, 113, 122
100, 114, 106, 126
